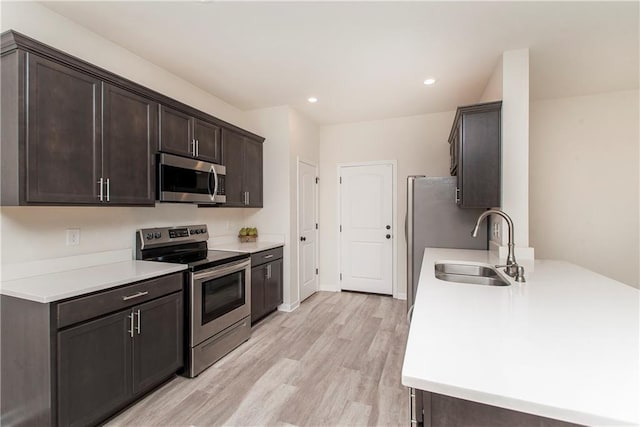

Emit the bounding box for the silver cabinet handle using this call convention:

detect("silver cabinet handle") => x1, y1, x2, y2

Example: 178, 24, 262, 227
106, 178, 110, 202
246, 191, 250, 205
410, 388, 418, 424
264, 254, 274, 259
266, 264, 272, 280
135, 309, 141, 334
98, 177, 104, 202
407, 305, 415, 324
127, 312, 134, 337
122, 291, 149, 301
455, 187, 460, 203
196, 139, 199, 157
191, 139, 196, 156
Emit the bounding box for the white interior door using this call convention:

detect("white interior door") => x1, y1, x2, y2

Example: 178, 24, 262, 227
298, 160, 318, 302
339, 163, 393, 295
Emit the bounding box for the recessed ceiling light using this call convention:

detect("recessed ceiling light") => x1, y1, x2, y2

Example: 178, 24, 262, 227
308, 97, 318, 103
423, 78, 436, 86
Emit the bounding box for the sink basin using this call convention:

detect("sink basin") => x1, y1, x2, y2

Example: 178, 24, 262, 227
434, 263, 510, 286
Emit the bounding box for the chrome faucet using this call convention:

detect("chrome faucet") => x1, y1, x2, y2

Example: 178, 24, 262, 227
472, 209, 525, 282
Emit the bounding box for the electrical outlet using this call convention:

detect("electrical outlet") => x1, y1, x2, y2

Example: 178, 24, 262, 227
493, 223, 500, 239
66, 228, 80, 246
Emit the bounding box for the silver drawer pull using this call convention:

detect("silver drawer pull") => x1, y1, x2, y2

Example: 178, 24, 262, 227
264, 254, 274, 259
122, 291, 149, 301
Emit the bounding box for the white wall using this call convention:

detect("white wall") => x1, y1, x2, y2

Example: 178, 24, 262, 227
0, 1, 253, 270
245, 106, 320, 310
478, 49, 533, 258
480, 56, 503, 102
501, 49, 531, 250
318, 111, 454, 295
530, 90, 639, 287
245, 106, 292, 306
289, 108, 320, 305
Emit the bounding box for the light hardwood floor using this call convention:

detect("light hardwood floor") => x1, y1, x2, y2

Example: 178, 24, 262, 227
106, 291, 410, 427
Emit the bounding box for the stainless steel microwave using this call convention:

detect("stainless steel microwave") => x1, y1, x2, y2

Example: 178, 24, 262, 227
157, 153, 226, 204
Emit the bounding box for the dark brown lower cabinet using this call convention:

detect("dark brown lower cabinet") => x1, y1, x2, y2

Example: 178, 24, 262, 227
58, 292, 182, 426
58, 311, 133, 427
250, 247, 283, 325
412, 389, 583, 427
132, 294, 183, 395
0, 273, 183, 426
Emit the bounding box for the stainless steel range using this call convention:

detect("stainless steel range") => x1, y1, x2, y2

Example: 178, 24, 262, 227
136, 224, 251, 377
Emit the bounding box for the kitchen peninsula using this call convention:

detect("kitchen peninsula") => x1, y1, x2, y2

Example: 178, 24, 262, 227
402, 248, 639, 426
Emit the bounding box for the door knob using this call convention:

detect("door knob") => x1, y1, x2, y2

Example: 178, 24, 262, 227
386, 234, 391, 239
386, 225, 391, 230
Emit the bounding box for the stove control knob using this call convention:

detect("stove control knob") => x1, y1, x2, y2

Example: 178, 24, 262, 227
190, 229, 196, 235
154, 232, 162, 239
201, 228, 207, 234
145, 233, 154, 240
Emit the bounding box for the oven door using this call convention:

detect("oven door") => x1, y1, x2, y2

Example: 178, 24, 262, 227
190, 258, 251, 346
158, 153, 226, 204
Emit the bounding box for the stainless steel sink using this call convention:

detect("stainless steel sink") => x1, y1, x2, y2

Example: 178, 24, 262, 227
434, 263, 511, 286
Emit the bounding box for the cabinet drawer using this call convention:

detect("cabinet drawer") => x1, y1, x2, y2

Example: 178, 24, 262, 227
57, 273, 183, 328
251, 247, 283, 267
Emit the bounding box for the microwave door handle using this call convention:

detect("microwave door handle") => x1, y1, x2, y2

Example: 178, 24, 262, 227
209, 165, 218, 201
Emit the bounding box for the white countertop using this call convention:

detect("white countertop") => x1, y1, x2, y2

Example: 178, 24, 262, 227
402, 248, 639, 426
208, 241, 284, 254
0, 261, 187, 303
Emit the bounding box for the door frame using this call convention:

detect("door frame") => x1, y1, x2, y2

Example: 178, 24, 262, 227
297, 157, 319, 302
337, 160, 398, 298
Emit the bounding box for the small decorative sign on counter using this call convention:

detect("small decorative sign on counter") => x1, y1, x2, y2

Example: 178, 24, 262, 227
238, 227, 258, 242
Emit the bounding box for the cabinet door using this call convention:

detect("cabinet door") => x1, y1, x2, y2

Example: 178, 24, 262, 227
132, 292, 183, 396
251, 265, 265, 324
26, 53, 102, 204
244, 138, 263, 207
58, 310, 132, 427
222, 128, 246, 207
159, 105, 193, 158
459, 109, 501, 208
194, 118, 221, 164
103, 83, 157, 205
264, 259, 283, 311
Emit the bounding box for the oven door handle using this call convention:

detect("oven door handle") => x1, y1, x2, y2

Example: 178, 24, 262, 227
192, 258, 251, 281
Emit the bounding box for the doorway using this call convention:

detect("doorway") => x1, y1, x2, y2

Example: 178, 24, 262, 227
298, 159, 319, 302
338, 162, 395, 295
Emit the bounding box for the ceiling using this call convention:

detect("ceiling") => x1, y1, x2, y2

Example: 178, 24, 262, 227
42, 1, 638, 125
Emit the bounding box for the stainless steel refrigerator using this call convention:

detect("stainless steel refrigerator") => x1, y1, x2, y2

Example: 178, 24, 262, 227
406, 176, 488, 310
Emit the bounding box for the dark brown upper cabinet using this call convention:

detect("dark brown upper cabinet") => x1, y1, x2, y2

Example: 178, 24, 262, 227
159, 105, 222, 164
103, 83, 157, 205
1, 48, 157, 206
221, 128, 263, 207
1, 30, 264, 207
449, 101, 502, 209
25, 53, 103, 204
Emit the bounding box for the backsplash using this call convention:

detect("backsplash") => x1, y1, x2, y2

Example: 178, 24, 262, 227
0, 204, 248, 267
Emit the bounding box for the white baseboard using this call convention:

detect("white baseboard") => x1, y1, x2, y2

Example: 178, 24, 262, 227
277, 301, 300, 312
319, 283, 341, 292
395, 293, 407, 300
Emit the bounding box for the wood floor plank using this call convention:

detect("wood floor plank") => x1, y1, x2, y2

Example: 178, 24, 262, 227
105, 291, 409, 427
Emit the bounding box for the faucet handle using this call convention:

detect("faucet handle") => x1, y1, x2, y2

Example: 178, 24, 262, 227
495, 263, 525, 282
